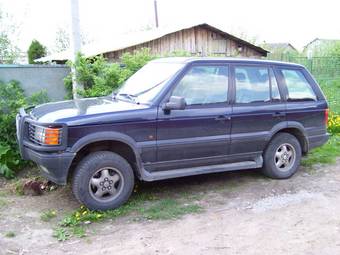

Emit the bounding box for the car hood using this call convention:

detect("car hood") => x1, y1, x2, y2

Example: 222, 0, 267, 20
30, 97, 148, 123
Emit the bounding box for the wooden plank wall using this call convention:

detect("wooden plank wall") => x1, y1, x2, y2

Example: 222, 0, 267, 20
104, 26, 263, 62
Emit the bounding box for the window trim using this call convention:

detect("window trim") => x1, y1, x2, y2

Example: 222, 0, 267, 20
231, 64, 282, 106
163, 63, 231, 108
278, 67, 318, 102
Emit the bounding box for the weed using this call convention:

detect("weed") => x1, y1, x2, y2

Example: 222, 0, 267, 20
72, 226, 86, 238
40, 210, 57, 222
53, 227, 70, 242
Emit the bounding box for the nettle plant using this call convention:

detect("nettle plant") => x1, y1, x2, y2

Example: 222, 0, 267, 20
0, 80, 49, 178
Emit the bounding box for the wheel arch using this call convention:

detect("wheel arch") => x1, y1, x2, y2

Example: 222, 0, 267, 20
268, 122, 309, 154
68, 132, 143, 180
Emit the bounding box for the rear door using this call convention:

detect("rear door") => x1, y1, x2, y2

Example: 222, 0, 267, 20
230, 64, 285, 155
276, 67, 327, 141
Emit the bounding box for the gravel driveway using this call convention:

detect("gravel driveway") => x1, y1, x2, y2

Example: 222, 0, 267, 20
1, 159, 340, 255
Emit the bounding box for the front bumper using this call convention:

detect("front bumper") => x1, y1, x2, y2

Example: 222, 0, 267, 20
16, 107, 73, 185
23, 147, 75, 185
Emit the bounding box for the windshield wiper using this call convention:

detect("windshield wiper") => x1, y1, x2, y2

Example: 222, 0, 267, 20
117, 93, 138, 103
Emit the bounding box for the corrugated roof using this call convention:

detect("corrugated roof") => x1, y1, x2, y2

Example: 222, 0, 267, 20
36, 23, 268, 62
263, 43, 298, 52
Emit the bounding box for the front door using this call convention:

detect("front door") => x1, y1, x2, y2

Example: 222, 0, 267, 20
153, 64, 231, 171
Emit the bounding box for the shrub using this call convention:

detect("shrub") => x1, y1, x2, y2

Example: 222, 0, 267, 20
0, 80, 49, 178
328, 112, 340, 135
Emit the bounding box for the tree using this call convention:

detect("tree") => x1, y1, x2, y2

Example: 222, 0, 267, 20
0, 8, 20, 64
27, 40, 47, 64
54, 27, 92, 53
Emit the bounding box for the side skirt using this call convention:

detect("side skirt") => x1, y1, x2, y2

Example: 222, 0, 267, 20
140, 155, 263, 181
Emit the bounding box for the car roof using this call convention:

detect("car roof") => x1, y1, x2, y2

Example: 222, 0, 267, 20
151, 57, 304, 68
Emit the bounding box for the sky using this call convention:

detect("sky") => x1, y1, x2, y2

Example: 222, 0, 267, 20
1, 0, 340, 53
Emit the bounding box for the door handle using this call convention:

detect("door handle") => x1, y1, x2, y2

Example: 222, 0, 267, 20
272, 112, 286, 118
215, 115, 231, 121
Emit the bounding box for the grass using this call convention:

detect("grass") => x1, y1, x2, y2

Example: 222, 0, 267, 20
40, 210, 57, 222
54, 192, 202, 241
5, 231, 15, 238
300, 79, 340, 167
140, 199, 201, 220
0, 198, 7, 209
319, 79, 340, 114
302, 135, 340, 167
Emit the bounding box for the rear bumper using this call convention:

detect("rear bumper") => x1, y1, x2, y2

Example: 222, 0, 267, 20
308, 133, 330, 150
22, 147, 75, 185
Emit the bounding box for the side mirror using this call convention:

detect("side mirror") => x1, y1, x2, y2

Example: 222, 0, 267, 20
163, 96, 186, 111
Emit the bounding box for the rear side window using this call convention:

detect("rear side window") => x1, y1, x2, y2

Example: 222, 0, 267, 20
281, 69, 317, 101
234, 66, 270, 103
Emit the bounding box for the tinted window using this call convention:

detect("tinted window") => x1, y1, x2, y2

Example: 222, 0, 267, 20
281, 69, 317, 101
172, 65, 228, 105
235, 66, 270, 103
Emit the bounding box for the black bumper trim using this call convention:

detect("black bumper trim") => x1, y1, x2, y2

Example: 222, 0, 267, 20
23, 147, 75, 185
308, 133, 330, 150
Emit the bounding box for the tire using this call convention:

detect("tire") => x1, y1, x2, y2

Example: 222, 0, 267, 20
72, 151, 135, 211
261, 132, 302, 179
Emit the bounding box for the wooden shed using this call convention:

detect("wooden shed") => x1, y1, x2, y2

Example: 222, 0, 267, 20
36, 23, 268, 63
103, 23, 268, 61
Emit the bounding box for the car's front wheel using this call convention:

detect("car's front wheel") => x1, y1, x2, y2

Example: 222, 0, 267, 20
72, 151, 135, 211
262, 132, 302, 179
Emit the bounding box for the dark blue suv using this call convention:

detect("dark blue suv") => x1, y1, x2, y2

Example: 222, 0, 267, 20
16, 57, 329, 210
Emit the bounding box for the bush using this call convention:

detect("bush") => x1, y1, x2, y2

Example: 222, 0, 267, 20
0, 80, 49, 178
328, 112, 340, 135
64, 48, 156, 98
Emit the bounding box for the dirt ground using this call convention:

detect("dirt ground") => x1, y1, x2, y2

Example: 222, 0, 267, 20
1, 159, 340, 255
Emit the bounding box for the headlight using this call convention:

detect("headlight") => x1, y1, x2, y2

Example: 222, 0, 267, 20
29, 124, 62, 146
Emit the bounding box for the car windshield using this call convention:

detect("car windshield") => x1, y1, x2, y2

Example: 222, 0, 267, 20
117, 62, 185, 103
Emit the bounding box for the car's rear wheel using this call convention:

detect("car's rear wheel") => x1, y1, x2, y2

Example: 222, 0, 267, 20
261, 132, 302, 179
72, 151, 134, 211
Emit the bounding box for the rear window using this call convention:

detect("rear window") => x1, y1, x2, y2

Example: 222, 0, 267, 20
281, 69, 317, 101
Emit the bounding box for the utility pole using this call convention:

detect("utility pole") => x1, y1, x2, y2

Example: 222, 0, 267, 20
70, 0, 83, 99
154, 0, 159, 28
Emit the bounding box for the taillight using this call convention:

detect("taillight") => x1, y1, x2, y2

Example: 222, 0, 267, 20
324, 108, 329, 127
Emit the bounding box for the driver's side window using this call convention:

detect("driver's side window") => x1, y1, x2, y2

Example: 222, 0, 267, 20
171, 65, 229, 105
